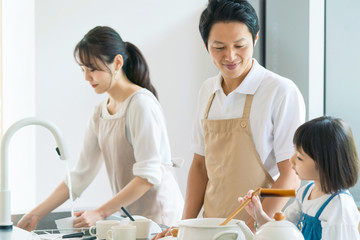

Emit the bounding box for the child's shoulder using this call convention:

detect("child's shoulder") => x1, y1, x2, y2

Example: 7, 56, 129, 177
321, 192, 360, 239
321, 190, 359, 222
327, 191, 357, 211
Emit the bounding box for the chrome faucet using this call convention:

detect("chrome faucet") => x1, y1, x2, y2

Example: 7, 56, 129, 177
0, 117, 69, 229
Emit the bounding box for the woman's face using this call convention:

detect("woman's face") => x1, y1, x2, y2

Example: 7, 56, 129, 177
207, 22, 257, 83
80, 58, 114, 94
289, 147, 320, 181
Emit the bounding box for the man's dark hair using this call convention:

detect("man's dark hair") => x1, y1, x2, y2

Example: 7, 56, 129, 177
199, 0, 259, 48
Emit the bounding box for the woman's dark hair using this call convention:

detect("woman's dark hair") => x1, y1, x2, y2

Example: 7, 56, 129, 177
73, 26, 158, 99
199, 0, 259, 49
293, 116, 359, 194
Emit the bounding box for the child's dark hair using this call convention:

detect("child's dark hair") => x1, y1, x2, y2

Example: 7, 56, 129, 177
199, 0, 259, 49
293, 116, 359, 194
73, 26, 158, 99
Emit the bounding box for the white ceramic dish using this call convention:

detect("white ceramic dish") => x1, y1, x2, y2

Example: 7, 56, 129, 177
177, 218, 245, 240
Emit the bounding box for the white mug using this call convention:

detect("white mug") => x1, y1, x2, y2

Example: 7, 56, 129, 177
130, 218, 152, 239
89, 220, 121, 240
107, 225, 136, 240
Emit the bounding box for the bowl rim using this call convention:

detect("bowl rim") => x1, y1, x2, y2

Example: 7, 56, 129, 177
178, 218, 242, 228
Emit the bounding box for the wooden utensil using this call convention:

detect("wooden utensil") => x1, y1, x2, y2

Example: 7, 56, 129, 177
220, 188, 296, 226
220, 188, 261, 226
259, 188, 296, 197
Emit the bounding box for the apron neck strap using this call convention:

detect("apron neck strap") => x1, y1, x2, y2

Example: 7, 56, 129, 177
204, 93, 216, 119
203, 93, 254, 120
242, 94, 254, 119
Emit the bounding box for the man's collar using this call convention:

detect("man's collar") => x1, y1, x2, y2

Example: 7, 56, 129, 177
212, 59, 264, 95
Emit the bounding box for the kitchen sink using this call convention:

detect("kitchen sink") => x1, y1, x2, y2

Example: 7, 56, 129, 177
11, 211, 72, 230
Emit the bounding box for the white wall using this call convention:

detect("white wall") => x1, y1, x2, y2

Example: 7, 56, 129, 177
325, 0, 360, 205
2, 0, 36, 212
32, 0, 217, 212
265, 0, 324, 120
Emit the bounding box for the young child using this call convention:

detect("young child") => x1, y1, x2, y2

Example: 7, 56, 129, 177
239, 116, 360, 240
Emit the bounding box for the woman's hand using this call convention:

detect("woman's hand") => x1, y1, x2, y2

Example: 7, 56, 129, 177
151, 226, 178, 240
73, 209, 104, 228
17, 182, 71, 231
17, 213, 41, 231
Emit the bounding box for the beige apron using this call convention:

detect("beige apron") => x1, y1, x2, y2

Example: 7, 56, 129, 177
95, 91, 183, 226
202, 93, 274, 221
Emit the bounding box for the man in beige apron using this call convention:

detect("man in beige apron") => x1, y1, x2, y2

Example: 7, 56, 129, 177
152, 1, 305, 238
181, 0, 305, 230
202, 94, 274, 221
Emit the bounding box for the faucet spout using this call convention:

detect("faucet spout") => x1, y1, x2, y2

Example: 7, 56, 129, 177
0, 117, 69, 229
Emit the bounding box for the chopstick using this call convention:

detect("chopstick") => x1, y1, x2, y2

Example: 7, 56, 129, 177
220, 188, 296, 226
121, 206, 135, 221
260, 188, 296, 197
62, 231, 84, 238
220, 188, 261, 226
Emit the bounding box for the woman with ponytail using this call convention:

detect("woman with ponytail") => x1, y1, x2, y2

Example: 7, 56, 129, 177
17, 26, 184, 230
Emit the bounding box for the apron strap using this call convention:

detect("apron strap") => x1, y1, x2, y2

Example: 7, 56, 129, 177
203, 93, 254, 120
314, 190, 352, 218
204, 93, 216, 120
242, 95, 254, 119
302, 182, 314, 202
314, 194, 337, 218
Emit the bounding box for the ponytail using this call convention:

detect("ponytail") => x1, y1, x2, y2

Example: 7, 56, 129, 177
123, 42, 158, 99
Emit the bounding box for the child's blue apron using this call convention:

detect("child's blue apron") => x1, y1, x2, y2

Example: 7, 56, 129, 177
297, 182, 349, 240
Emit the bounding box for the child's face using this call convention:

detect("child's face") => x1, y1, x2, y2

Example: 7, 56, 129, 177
289, 147, 320, 181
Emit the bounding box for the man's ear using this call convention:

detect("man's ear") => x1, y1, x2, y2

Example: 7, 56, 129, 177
204, 41, 209, 52
254, 31, 259, 47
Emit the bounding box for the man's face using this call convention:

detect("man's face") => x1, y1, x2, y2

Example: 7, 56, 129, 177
208, 22, 257, 84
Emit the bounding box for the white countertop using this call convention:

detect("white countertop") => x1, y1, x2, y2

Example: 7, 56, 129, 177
0, 226, 32, 240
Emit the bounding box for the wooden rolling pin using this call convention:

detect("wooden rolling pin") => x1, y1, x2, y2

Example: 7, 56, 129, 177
220, 188, 296, 226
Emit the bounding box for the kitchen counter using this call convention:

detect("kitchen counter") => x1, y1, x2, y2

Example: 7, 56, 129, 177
0, 227, 32, 240
5, 211, 167, 239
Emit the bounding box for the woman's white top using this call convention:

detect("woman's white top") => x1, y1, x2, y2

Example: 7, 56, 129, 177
66, 88, 173, 198
285, 184, 360, 240
191, 59, 306, 180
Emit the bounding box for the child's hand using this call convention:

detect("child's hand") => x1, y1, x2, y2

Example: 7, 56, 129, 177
238, 190, 264, 220
238, 190, 272, 227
